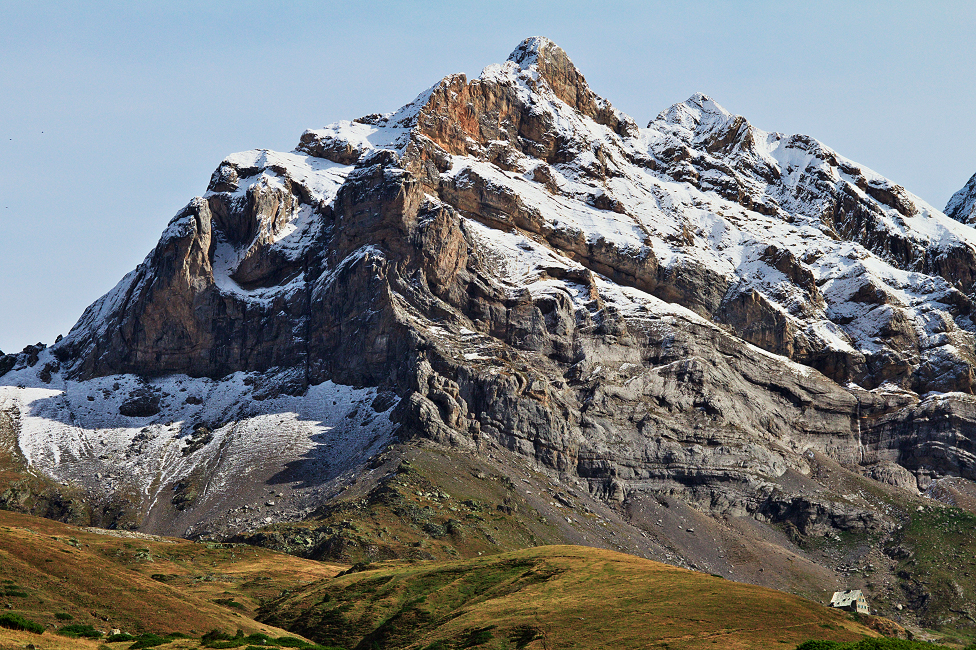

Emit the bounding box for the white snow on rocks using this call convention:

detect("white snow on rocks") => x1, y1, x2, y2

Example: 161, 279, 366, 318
0, 350, 396, 536
433, 75, 976, 367
946, 173, 976, 225
217, 149, 353, 206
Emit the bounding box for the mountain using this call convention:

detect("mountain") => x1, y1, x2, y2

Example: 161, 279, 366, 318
946, 172, 976, 224
4, 37, 976, 634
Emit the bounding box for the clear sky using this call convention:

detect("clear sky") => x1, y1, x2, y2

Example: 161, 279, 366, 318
1, 1, 974, 353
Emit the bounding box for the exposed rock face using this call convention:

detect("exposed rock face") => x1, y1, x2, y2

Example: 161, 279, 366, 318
6, 40, 976, 617
946, 172, 976, 225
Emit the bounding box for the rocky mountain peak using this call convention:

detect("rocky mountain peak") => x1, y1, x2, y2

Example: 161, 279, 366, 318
654, 92, 734, 131
504, 36, 600, 116
652, 92, 768, 163
506, 35, 559, 67
8, 40, 976, 629
30, 37, 976, 398
946, 172, 976, 224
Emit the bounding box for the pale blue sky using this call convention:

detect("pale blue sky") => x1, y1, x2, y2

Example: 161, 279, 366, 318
1, 1, 974, 353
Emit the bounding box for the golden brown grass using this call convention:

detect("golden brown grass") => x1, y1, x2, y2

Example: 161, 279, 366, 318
263, 545, 879, 650
0, 509, 341, 637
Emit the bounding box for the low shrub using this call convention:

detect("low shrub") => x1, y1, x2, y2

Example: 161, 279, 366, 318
509, 625, 540, 649
202, 631, 276, 649
462, 627, 494, 648
0, 613, 44, 634
55, 612, 74, 621
107, 633, 137, 642
201, 630, 235, 644
58, 624, 103, 638
213, 598, 246, 610
128, 634, 172, 649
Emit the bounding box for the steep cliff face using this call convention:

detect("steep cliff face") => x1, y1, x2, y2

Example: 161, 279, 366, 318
5, 37, 976, 628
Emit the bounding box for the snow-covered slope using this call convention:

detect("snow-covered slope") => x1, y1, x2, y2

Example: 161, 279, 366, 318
0, 350, 395, 537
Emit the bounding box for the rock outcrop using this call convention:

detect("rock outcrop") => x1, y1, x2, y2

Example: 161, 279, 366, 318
946, 172, 976, 225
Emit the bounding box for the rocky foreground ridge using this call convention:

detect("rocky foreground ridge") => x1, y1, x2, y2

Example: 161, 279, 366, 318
4, 37, 976, 630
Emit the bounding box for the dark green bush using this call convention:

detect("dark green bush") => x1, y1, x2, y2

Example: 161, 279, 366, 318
0, 613, 44, 634
213, 598, 246, 610
272, 640, 339, 650
201, 630, 234, 644
55, 612, 74, 621
509, 625, 540, 650
202, 632, 278, 649
462, 626, 494, 647
107, 633, 137, 642
59, 624, 103, 638
127, 634, 172, 649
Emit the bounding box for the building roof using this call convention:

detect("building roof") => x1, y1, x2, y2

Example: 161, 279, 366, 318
830, 590, 865, 607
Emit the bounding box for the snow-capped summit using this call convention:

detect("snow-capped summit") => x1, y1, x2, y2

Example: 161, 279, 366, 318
506, 35, 561, 68
655, 92, 735, 132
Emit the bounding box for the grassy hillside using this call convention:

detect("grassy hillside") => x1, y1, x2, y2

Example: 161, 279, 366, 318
891, 504, 976, 633
259, 545, 879, 650
0, 509, 340, 636
235, 447, 583, 563
786, 454, 976, 637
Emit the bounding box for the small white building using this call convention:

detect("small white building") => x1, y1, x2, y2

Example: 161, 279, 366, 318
830, 589, 869, 614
